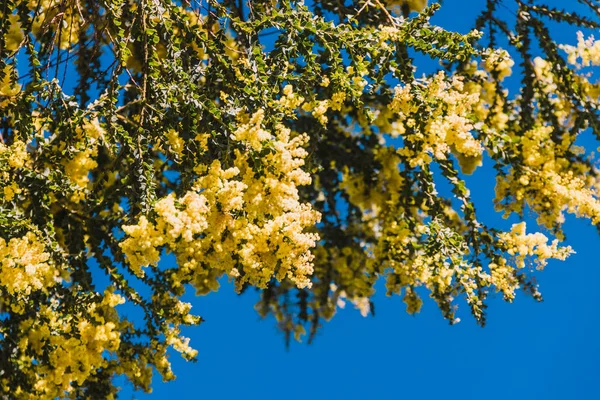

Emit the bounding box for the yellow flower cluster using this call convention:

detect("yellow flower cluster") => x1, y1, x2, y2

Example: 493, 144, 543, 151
165, 326, 198, 360
0, 139, 28, 169
61, 118, 104, 198
341, 151, 473, 316
120, 215, 164, 275
303, 99, 330, 125
345, 65, 369, 95
3, 180, 22, 201
380, 220, 474, 315
483, 49, 515, 81
495, 124, 600, 228
388, 71, 483, 168
279, 85, 305, 111
121, 112, 321, 294
560, 31, 600, 68
556, 33, 600, 102
0, 232, 60, 300
151, 292, 199, 326
63, 149, 99, 187
231, 109, 272, 150
166, 129, 185, 157
3, 14, 24, 52
380, 217, 572, 312
383, 222, 457, 286
532, 57, 576, 127
10, 291, 124, 398
460, 59, 512, 139
0, 64, 21, 103
490, 222, 572, 300
498, 222, 573, 270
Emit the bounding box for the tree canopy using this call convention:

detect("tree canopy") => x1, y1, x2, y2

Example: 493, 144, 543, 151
1, 0, 600, 397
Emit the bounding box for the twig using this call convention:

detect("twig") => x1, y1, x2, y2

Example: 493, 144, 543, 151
373, 0, 398, 27
352, 0, 372, 21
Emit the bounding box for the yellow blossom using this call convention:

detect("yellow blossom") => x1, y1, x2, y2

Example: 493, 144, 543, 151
0, 64, 21, 99
121, 117, 321, 292
3, 181, 22, 201
560, 31, 600, 68
0, 232, 60, 297
4, 14, 24, 52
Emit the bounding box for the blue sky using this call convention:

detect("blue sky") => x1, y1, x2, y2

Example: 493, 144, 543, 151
106, 0, 600, 398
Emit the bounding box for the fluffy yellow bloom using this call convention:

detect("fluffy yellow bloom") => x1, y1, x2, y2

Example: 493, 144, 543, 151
63, 148, 98, 187
82, 118, 105, 140
194, 132, 211, 150
60, 118, 105, 198
121, 113, 321, 293
484, 49, 515, 81
0, 64, 21, 99
231, 109, 272, 150
389, 71, 483, 169
16, 291, 123, 398
403, 287, 423, 314
4, 14, 24, 52
120, 216, 165, 276
493, 222, 572, 299
487, 260, 519, 301
495, 124, 600, 229
459, 60, 512, 137
330, 92, 346, 111
0, 232, 60, 298
0, 139, 29, 170
3, 180, 22, 201
560, 31, 600, 68
499, 222, 572, 269
166, 129, 185, 156
279, 85, 305, 110
303, 100, 330, 125
165, 327, 198, 359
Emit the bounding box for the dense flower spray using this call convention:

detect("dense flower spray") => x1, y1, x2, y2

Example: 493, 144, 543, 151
1, 0, 599, 396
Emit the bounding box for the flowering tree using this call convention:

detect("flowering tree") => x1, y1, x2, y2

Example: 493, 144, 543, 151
1, 0, 599, 397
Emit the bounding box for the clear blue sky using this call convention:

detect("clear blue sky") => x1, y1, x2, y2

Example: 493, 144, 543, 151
109, 1, 600, 398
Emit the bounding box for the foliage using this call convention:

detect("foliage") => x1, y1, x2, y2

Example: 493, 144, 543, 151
1, 0, 599, 397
